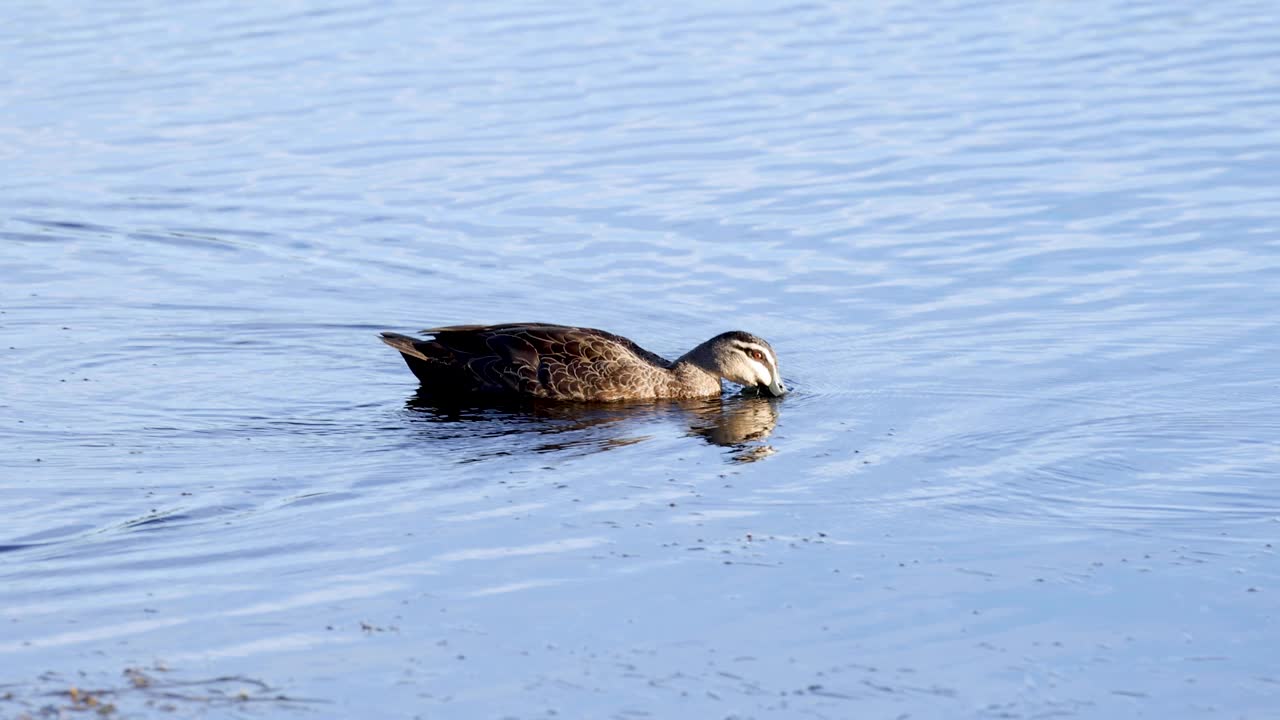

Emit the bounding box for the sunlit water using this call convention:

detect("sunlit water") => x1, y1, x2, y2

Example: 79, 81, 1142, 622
3, 1, 1279, 717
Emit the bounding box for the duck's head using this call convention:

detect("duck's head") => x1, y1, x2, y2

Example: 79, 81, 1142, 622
704, 331, 786, 397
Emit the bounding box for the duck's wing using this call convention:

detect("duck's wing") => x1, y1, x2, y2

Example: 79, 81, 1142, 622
385, 324, 671, 399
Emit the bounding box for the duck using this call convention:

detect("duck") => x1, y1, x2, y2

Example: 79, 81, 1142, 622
380, 323, 785, 401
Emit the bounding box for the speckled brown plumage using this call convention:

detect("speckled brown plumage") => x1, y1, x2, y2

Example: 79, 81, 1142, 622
380, 323, 785, 402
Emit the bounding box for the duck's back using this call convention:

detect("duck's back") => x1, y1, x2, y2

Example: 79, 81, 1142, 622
381, 323, 679, 401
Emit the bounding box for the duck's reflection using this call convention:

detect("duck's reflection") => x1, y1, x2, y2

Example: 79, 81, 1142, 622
403, 390, 779, 463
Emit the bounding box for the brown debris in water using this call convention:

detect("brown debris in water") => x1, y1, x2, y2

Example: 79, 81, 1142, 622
1, 664, 326, 719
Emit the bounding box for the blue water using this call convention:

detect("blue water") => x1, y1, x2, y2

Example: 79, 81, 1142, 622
3, 1, 1279, 717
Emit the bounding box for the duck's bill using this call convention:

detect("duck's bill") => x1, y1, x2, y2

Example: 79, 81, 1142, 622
760, 379, 787, 397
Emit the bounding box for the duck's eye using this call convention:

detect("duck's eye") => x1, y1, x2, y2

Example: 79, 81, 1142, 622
748, 349, 764, 361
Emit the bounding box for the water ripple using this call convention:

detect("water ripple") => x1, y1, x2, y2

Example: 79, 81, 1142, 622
3, 0, 1279, 717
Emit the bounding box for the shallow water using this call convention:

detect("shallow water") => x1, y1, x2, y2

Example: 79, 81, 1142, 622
3, 0, 1279, 717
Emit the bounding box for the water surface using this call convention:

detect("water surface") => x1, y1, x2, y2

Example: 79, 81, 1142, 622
3, 1, 1279, 717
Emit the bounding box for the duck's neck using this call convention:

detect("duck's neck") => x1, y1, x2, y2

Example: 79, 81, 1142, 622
671, 341, 724, 396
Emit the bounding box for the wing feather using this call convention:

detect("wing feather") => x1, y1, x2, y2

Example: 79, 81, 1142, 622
386, 324, 672, 399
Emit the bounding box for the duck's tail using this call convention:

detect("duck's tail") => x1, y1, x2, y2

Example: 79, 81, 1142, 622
379, 331, 430, 361
380, 331, 444, 384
